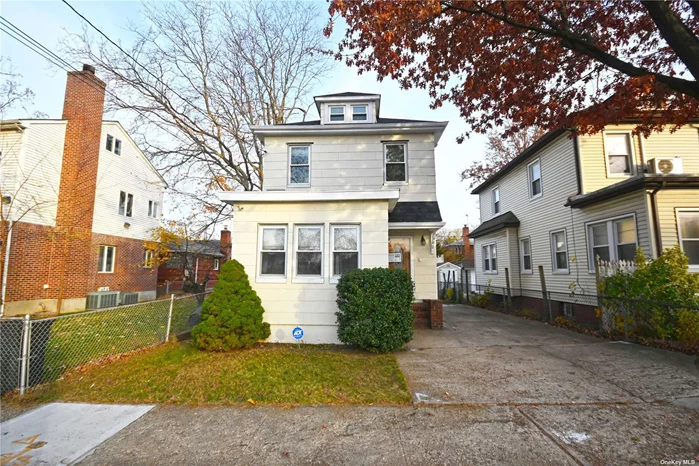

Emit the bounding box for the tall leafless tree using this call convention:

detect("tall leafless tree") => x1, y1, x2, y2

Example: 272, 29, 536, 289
62, 0, 332, 234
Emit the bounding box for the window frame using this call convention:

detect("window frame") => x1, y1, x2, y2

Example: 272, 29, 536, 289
143, 249, 154, 269
213, 258, 220, 271
383, 142, 408, 184
603, 131, 635, 177
148, 200, 159, 218
257, 225, 288, 283
287, 144, 311, 187
520, 237, 532, 274
328, 105, 345, 123
492, 186, 501, 216
351, 104, 368, 122
585, 213, 638, 272
293, 224, 324, 283
330, 224, 361, 284
106, 134, 114, 152
482, 243, 497, 274
118, 191, 133, 217
114, 138, 122, 155
98, 245, 116, 274
550, 229, 569, 274
527, 158, 543, 199
676, 209, 699, 272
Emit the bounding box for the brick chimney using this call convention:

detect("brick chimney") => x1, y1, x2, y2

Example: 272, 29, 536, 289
462, 225, 473, 260
220, 226, 232, 261
49, 64, 106, 309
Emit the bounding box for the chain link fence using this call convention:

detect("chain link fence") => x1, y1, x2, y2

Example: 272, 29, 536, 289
463, 283, 699, 351
0, 292, 209, 395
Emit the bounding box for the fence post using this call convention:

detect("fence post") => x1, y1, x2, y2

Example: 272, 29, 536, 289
464, 269, 470, 303
538, 266, 552, 322
19, 314, 31, 396
165, 294, 175, 342
165, 280, 170, 295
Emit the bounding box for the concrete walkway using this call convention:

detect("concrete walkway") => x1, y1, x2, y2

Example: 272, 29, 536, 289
4, 305, 698, 465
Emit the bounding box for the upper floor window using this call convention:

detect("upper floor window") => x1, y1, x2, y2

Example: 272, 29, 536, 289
106, 135, 114, 151
551, 229, 569, 273
677, 210, 699, 270
605, 133, 632, 175
492, 187, 500, 215
352, 105, 367, 121
98, 245, 116, 273
483, 243, 497, 274
329, 106, 345, 122
384, 143, 407, 183
259, 225, 287, 279
143, 249, 154, 268
148, 200, 159, 218
114, 138, 122, 155
528, 159, 542, 198
119, 191, 133, 217
289, 145, 310, 186
213, 258, 220, 270
587, 215, 637, 270
520, 238, 532, 273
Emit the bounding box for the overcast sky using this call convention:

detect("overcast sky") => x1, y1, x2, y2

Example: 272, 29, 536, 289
1, 0, 486, 232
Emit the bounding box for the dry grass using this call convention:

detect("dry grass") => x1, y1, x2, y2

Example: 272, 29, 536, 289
9, 341, 412, 406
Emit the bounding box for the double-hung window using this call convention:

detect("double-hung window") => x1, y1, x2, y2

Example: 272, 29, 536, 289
482, 244, 497, 274
106, 135, 114, 152
213, 258, 220, 271
143, 249, 154, 268
352, 105, 367, 121
520, 238, 532, 273
528, 159, 542, 198
259, 226, 287, 279
384, 143, 407, 183
329, 106, 345, 122
677, 211, 699, 270
114, 138, 122, 155
331, 225, 360, 280
98, 245, 116, 273
294, 225, 323, 281
289, 145, 311, 186
587, 215, 637, 269
605, 133, 633, 175
551, 230, 569, 273
148, 200, 159, 218
492, 187, 500, 215
119, 191, 133, 217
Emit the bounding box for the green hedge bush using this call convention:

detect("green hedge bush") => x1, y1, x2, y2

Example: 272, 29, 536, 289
335, 267, 415, 353
191, 259, 271, 351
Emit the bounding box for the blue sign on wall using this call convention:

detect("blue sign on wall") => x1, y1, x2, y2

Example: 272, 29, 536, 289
292, 327, 304, 340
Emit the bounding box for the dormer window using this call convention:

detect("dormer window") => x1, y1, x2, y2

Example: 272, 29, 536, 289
329, 106, 345, 122
352, 105, 367, 121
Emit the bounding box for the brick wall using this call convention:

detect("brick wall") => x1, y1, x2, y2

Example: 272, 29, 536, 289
4, 222, 55, 303
48, 65, 106, 304
411, 299, 444, 329
88, 233, 157, 293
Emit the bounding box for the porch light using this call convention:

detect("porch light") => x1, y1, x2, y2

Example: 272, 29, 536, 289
421, 235, 426, 246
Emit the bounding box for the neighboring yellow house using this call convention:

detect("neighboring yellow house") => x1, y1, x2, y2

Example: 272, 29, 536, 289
219, 92, 448, 343
469, 121, 699, 320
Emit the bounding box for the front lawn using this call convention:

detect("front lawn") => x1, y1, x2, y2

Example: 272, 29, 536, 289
12, 342, 411, 405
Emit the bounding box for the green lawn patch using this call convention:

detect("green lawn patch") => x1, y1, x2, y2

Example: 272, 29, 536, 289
16, 342, 412, 405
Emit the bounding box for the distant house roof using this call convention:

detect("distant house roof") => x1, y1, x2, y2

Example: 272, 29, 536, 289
168, 239, 225, 258
444, 239, 464, 247
314, 92, 380, 98
388, 201, 442, 223
469, 211, 520, 239
281, 117, 443, 126
437, 262, 462, 269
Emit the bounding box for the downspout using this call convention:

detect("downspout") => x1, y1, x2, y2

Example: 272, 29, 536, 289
1, 220, 13, 317
570, 134, 584, 292
649, 182, 665, 258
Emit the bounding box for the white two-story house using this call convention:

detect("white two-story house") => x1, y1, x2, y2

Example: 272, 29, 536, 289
469, 121, 699, 321
1, 65, 166, 316
220, 92, 448, 343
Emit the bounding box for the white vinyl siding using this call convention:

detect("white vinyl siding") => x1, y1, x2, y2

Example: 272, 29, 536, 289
262, 133, 436, 202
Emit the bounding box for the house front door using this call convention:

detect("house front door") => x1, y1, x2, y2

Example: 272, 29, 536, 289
388, 237, 411, 278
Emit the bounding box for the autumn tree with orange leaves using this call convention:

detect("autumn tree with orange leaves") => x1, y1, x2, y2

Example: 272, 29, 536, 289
327, 1, 699, 141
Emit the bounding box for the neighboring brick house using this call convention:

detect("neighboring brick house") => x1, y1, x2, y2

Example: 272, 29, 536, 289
0, 65, 166, 316
156, 227, 232, 295
441, 225, 474, 260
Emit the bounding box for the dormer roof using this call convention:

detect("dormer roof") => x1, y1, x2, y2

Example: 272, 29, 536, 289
313, 92, 381, 117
